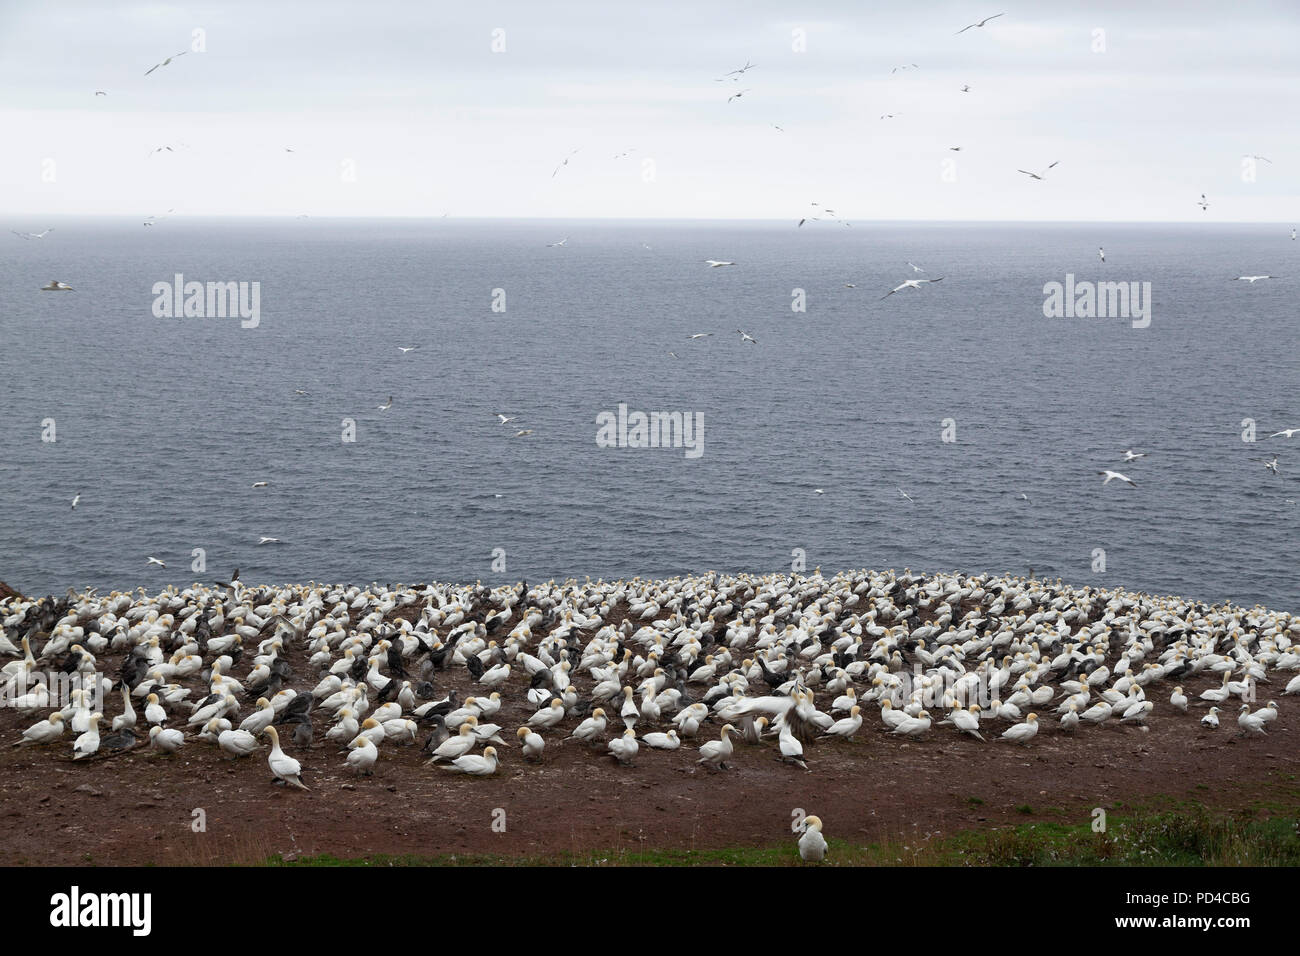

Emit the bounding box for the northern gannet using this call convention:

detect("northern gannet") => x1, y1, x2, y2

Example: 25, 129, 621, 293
14, 712, 64, 746
551, 148, 579, 177
347, 735, 379, 774
441, 745, 499, 775
697, 723, 735, 769
72, 714, 103, 759
527, 698, 565, 729
1000, 713, 1038, 744
262, 726, 309, 789
608, 728, 639, 765
955, 13, 1003, 34
427, 722, 479, 762
1237, 704, 1268, 736
820, 706, 863, 739
149, 725, 185, 753
567, 708, 607, 744
40, 281, 74, 291
705, 260, 735, 268
517, 726, 545, 761
218, 728, 258, 757
798, 815, 827, 861
1201, 706, 1220, 729
144, 51, 188, 75
1098, 470, 1137, 488
881, 277, 944, 300
1017, 161, 1059, 181
642, 729, 680, 749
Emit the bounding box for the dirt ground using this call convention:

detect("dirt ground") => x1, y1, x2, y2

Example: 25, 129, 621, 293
2, 584, 1297, 866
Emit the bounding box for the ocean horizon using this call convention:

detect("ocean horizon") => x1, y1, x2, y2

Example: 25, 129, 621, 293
2, 217, 1296, 609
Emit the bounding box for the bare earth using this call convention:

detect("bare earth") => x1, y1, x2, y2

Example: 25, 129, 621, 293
1, 585, 1296, 866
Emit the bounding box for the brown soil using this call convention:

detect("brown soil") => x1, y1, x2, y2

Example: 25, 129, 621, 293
2, 594, 1297, 866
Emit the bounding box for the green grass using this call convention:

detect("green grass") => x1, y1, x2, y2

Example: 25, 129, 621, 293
257, 806, 1300, 867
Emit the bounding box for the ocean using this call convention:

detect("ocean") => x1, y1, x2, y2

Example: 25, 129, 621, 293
1, 217, 1295, 609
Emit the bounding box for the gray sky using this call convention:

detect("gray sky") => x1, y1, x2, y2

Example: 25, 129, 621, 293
2, 0, 1297, 220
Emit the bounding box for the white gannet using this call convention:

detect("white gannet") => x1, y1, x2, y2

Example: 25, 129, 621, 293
146, 556, 166, 567
517, 726, 545, 761
1250, 457, 1280, 475
778, 723, 807, 769
820, 705, 863, 739
608, 728, 639, 765
1170, 686, 1188, 712
527, 698, 566, 729
891, 709, 931, 738
13, 228, 54, 239
798, 815, 827, 862
427, 722, 478, 762
262, 726, 309, 789
149, 725, 184, 753
881, 277, 944, 300
441, 745, 499, 775
1234, 275, 1277, 283
72, 714, 103, 759
551, 148, 579, 177
705, 260, 736, 268
955, 13, 1003, 34
1269, 428, 1298, 438
378, 396, 393, 411
1059, 702, 1080, 733
1098, 470, 1137, 488
144, 51, 188, 75
218, 728, 258, 758
238, 698, 275, 735
1017, 161, 1059, 181
567, 708, 607, 744
950, 704, 984, 741
1237, 704, 1268, 736
15, 712, 65, 747
1000, 713, 1038, 744
697, 724, 735, 769
1201, 706, 1220, 729
346, 735, 379, 774
736, 329, 757, 345
642, 729, 681, 750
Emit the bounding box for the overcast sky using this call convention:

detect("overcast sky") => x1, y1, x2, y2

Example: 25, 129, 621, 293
2, 1, 1297, 220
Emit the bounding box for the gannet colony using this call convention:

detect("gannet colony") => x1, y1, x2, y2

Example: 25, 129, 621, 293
4, 570, 1295, 800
